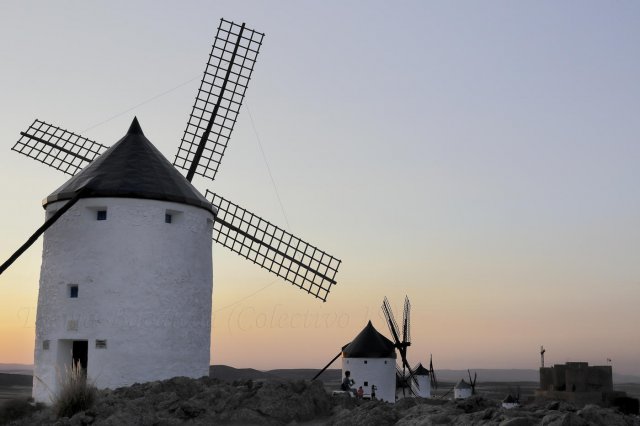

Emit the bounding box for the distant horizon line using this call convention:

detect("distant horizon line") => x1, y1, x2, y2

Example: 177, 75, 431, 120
1, 362, 637, 375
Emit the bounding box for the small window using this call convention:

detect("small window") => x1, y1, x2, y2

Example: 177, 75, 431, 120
96, 340, 107, 349
69, 285, 79, 298
97, 210, 107, 221
42, 340, 50, 350
364, 360, 368, 364
166, 209, 183, 224
384, 360, 387, 364
364, 381, 368, 386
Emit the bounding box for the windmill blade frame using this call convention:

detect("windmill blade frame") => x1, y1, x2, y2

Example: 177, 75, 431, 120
174, 19, 264, 182
208, 191, 340, 301
429, 354, 438, 389
382, 296, 418, 397
12, 119, 108, 176
8, 121, 342, 301
395, 364, 419, 397
382, 297, 402, 344
8, 18, 342, 302
398, 352, 418, 387
402, 295, 411, 344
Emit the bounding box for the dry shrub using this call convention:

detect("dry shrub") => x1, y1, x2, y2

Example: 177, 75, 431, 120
52, 361, 97, 418
0, 398, 41, 423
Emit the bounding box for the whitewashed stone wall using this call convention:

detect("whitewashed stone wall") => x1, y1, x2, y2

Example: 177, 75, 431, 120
454, 386, 472, 400
415, 374, 431, 398
341, 357, 396, 403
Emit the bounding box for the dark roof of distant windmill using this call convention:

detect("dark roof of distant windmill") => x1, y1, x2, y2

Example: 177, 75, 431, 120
44, 118, 214, 214
341, 321, 397, 359
455, 379, 471, 389
503, 394, 517, 403
414, 363, 430, 376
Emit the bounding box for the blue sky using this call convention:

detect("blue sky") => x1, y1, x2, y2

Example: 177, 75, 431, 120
0, 1, 639, 374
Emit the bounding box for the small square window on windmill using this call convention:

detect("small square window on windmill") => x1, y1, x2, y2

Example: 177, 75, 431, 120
1, 18, 342, 302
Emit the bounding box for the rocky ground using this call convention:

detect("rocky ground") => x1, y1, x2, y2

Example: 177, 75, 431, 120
2, 376, 639, 425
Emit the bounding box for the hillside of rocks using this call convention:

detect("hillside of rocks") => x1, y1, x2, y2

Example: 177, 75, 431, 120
3, 376, 640, 425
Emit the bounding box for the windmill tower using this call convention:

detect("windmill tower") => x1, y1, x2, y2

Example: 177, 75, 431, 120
1, 19, 341, 402
454, 379, 472, 399
340, 321, 397, 403
412, 363, 431, 398
32, 119, 215, 402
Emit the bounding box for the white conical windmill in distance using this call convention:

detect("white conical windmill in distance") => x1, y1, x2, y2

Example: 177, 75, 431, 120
1, 19, 341, 403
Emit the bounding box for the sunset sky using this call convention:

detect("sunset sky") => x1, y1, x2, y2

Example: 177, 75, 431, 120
1, 1, 639, 375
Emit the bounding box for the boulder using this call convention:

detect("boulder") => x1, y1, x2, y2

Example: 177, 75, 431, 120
541, 412, 588, 426
576, 404, 637, 426
499, 417, 537, 426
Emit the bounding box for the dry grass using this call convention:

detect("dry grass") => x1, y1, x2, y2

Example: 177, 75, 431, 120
52, 361, 97, 418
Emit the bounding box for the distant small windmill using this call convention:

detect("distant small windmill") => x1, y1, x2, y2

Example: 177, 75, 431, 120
411, 360, 437, 398
312, 296, 425, 401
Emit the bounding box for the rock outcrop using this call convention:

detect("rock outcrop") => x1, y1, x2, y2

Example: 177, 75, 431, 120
3, 376, 640, 425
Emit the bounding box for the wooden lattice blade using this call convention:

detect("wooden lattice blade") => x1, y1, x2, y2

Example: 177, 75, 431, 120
402, 295, 411, 344
382, 297, 402, 343
12, 119, 108, 176
174, 19, 264, 182
207, 190, 341, 301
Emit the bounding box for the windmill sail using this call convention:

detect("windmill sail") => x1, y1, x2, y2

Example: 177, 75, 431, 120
12, 119, 108, 175
10, 121, 341, 300
174, 19, 264, 182
382, 297, 401, 343
382, 296, 418, 396
8, 18, 341, 301
402, 296, 411, 344
430, 354, 438, 389
207, 191, 340, 301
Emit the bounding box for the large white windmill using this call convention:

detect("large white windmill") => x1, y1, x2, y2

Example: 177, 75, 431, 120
0, 18, 341, 403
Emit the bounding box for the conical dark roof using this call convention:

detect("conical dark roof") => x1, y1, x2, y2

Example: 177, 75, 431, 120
44, 118, 214, 214
341, 321, 396, 359
455, 379, 471, 389
503, 394, 517, 403
414, 363, 430, 376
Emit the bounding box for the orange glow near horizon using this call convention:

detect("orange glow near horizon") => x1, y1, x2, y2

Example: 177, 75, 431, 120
1, 1, 639, 379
